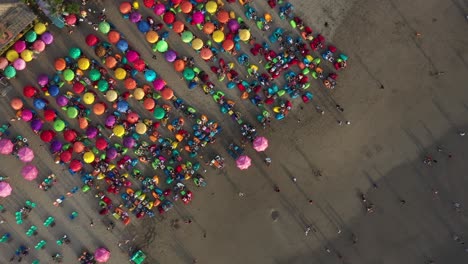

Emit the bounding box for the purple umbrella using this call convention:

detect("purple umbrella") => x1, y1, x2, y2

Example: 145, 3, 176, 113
228, 19, 240, 32
123, 137, 135, 148
154, 3, 166, 15
105, 115, 116, 127
14, 41, 26, 53
86, 126, 98, 139
0, 139, 14, 154
18, 147, 34, 162
37, 74, 49, 86
130, 12, 142, 23
41, 32, 54, 45
50, 140, 63, 153
56, 95, 69, 107
192, 11, 204, 24
152, 78, 165, 91
21, 109, 33, 121
30, 119, 43, 131
165, 50, 177, 62
106, 147, 118, 159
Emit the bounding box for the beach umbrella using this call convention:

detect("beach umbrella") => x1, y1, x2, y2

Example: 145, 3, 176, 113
116, 39, 129, 52
144, 0, 155, 8
217, 10, 229, 23
40, 130, 55, 142
205, 1, 217, 14
192, 11, 204, 24
106, 147, 118, 159
31, 119, 43, 131
165, 50, 177, 62
172, 0, 182, 5
228, 19, 240, 32
95, 46, 107, 58
222, 39, 234, 51
63, 129, 77, 142
72, 82, 85, 94
183, 68, 195, 80
99, 21, 110, 34
21, 164, 38, 180
89, 69, 101, 81
86, 127, 98, 139
93, 102, 106, 115
133, 88, 145, 100
180, 1, 192, 13
126, 112, 139, 124
113, 125, 125, 137
0, 57, 7, 70
138, 21, 150, 33
43, 109, 56, 122
37, 74, 49, 86
117, 100, 129, 112
83, 92, 95, 104
50, 140, 62, 153
212, 30, 225, 43
126, 50, 139, 63
63, 69, 75, 81
135, 122, 147, 134
94, 247, 111, 263
19, 49, 31, 62
69, 47, 81, 59
203, 22, 215, 34
60, 150, 72, 163
33, 98, 46, 110
86, 34, 99, 46
21, 109, 33, 121
69, 159, 83, 172
153, 78, 166, 91
239, 29, 251, 41
105, 115, 116, 127
144, 70, 156, 81
55, 58, 66, 71
34, 22, 47, 35
41, 32, 54, 44
97, 79, 109, 92
67, 107, 78, 118
115, 68, 126, 80
173, 59, 185, 72
95, 137, 108, 150
236, 155, 251, 170
163, 11, 175, 24
130, 12, 142, 23
105, 56, 117, 68
146, 31, 159, 43
133, 59, 146, 72
153, 107, 165, 119
0, 139, 14, 154
191, 38, 203, 50
124, 78, 137, 90
23, 86, 37, 98
73, 141, 85, 153
14, 41, 26, 53
161, 87, 174, 100
200, 48, 213, 60
83, 151, 95, 163
65, 14, 77, 25
13, 59, 26, 71
119, 1, 132, 14
173, 21, 185, 33
105, 90, 118, 102
181, 31, 193, 43
56, 95, 69, 107
18, 147, 34, 162
153, 3, 166, 15
78, 57, 90, 70
123, 137, 135, 148
10, 98, 23, 110
0, 182, 12, 197
143, 98, 155, 110
78, 117, 88, 129
48, 84, 59, 97
253, 136, 268, 152
32, 40, 46, 52
53, 119, 66, 132
6, 50, 19, 62
154, 40, 168, 53
25, 31, 37, 42
3, 66, 16, 79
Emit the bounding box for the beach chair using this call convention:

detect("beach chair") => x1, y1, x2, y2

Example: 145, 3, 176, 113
69, 211, 78, 220
15, 211, 23, 225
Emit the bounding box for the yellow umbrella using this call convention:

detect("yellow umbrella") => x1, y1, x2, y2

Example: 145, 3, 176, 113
133, 88, 145, 100
205, 1, 218, 14
78, 57, 90, 70
6, 50, 19, 62
112, 125, 125, 137
83, 151, 95, 163
305, 55, 314, 62
191, 38, 203, 50
34, 23, 47, 35
105, 90, 118, 102
83, 92, 95, 104
212, 30, 225, 43
115, 68, 126, 80
135, 122, 147, 134
146, 31, 159, 43
239, 29, 251, 41
20, 50, 33, 62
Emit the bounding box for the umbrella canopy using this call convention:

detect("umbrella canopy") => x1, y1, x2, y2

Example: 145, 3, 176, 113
239, 29, 251, 41
30, 119, 43, 131
154, 3, 166, 15
78, 117, 88, 129
86, 34, 99, 46
123, 137, 135, 148
21, 164, 38, 180
126, 112, 139, 124
67, 107, 78, 118
25, 31, 37, 42
191, 38, 203, 50
183, 68, 195, 80
65, 14, 77, 25
116, 39, 129, 52
180, 1, 192, 13
130, 11, 142, 23
217, 10, 229, 23
60, 150, 72, 163
21, 109, 33, 121
143, 98, 155, 110
89, 69, 101, 81
205, 1, 217, 14
73, 141, 85, 153
146, 31, 159, 43
173, 21, 185, 33
0, 57, 7, 70
115, 68, 126, 80
144, 0, 155, 8
135, 122, 147, 134
83, 92, 95, 104
93, 102, 106, 115
83, 151, 95, 163
13, 58, 26, 71
86, 127, 98, 139
99, 21, 110, 34
133, 59, 146, 72
113, 125, 125, 137
0, 182, 12, 197
228, 19, 240, 32
69, 159, 83, 172
163, 11, 175, 24
133, 88, 145, 100
18, 147, 34, 162
222, 39, 234, 51
236, 155, 252, 170
63, 69, 75, 81
53, 119, 66, 132
97, 79, 109, 92
120, 1, 132, 14
200, 48, 213, 60
95, 45, 107, 58
63, 129, 77, 142
181, 31, 194, 43
14, 40, 26, 53
203, 22, 215, 34
78, 57, 90, 70
165, 50, 177, 62
20, 49, 33, 62
154, 40, 168, 53
106, 147, 118, 159
48, 85, 59, 97
105, 90, 118, 102
212, 30, 225, 43
10, 98, 23, 110
50, 140, 63, 153
126, 50, 139, 63
105, 56, 117, 68
117, 100, 129, 112
95, 137, 108, 150
72, 82, 85, 94
153, 107, 165, 119
33, 98, 46, 110
144, 70, 156, 82
0, 139, 14, 154
23, 85, 37, 98
173, 60, 185, 72
55, 58, 66, 71
152, 78, 166, 90
40, 130, 55, 142
32, 40, 45, 52
192, 11, 204, 24
34, 22, 47, 34
105, 115, 116, 127
94, 247, 111, 263
41, 32, 54, 44
138, 21, 150, 33
6, 50, 19, 62
69, 47, 82, 59
43, 109, 56, 122
108, 31, 120, 44
56, 95, 69, 107
3, 66, 16, 78
161, 87, 174, 100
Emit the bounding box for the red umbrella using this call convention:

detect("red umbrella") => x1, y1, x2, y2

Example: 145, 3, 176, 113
63, 129, 77, 142
143, 0, 155, 8
40, 130, 55, 142
65, 14, 77, 25
23, 86, 37, 98
108, 31, 120, 44
72, 82, 85, 94
173, 21, 185, 33
133, 59, 146, 72
43, 109, 56, 122
69, 159, 83, 172
86, 34, 99, 46
124, 78, 137, 90
95, 137, 108, 150
126, 112, 139, 124
60, 150, 72, 163
163, 12, 175, 24
171, 0, 182, 5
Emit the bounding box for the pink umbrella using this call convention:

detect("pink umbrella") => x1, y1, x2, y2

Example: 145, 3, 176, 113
21, 109, 33, 121
152, 78, 165, 91
154, 3, 166, 15
192, 11, 204, 24
94, 247, 111, 263
236, 155, 252, 170
252, 136, 268, 152
17, 147, 34, 162
21, 164, 38, 181
14, 40, 26, 53
13, 58, 26, 71
126, 50, 139, 63
32, 40, 46, 52
0, 139, 14, 154
0, 182, 12, 197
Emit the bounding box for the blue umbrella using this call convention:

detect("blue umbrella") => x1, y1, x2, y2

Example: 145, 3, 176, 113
144, 70, 157, 82
116, 40, 128, 52
137, 21, 150, 33
48, 85, 59, 97
117, 100, 129, 113
33, 98, 46, 110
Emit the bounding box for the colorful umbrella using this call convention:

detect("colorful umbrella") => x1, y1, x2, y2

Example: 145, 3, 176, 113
0, 57, 7, 70
153, 78, 166, 90
117, 100, 129, 112
32, 40, 46, 52
69, 47, 82, 59
180, 1, 192, 13
165, 50, 177, 62
138, 21, 150, 33
21, 109, 33, 121
135, 122, 147, 134
25, 31, 37, 42
67, 107, 78, 118
78, 57, 90, 70
236, 155, 252, 170
33, 98, 46, 110
18, 49, 31, 62
116, 39, 129, 52
31, 119, 43, 131
95, 45, 107, 58
113, 125, 125, 137
40, 130, 55, 142
93, 103, 106, 115
89, 69, 101, 81
154, 40, 168, 53
99, 21, 110, 34
203, 22, 215, 34
239, 29, 251, 41
123, 137, 135, 148
23, 86, 37, 98
143, 98, 155, 110
50, 140, 63, 153
10, 98, 23, 110
106, 148, 118, 159
133, 59, 146, 72
97, 79, 109, 92
37, 74, 49, 86
56, 95, 69, 107
144, 70, 156, 81
63, 129, 77, 142
212, 30, 225, 43
83, 92, 95, 104
13, 58, 26, 71
126, 112, 139, 124
0, 182, 12, 197
73, 141, 85, 153
191, 38, 203, 50
144, 0, 155, 8
3, 65, 16, 78
173, 21, 185, 33
163, 11, 175, 24
205, 1, 217, 14
21, 164, 38, 180
94, 247, 111, 263
153, 3, 166, 15
119, 2, 132, 14
86, 34, 99, 46
60, 150, 72, 163
183, 68, 195, 80
6, 50, 18, 62
53, 119, 66, 132
153, 107, 165, 119
55, 58, 66, 71
192, 11, 204, 24
95, 137, 108, 150
222, 39, 234, 51
126, 50, 139, 63
63, 69, 75, 81
181, 31, 194, 43
105, 90, 118, 102
105, 56, 117, 68
0, 139, 14, 154
217, 10, 229, 23
48, 84, 59, 97
161, 87, 174, 100
78, 117, 88, 129
115, 68, 127, 80
105, 115, 116, 127
14, 41, 26, 53
41, 32, 54, 44
130, 12, 142, 23
83, 151, 95, 163
200, 48, 213, 60
34, 22, 47, 35
146, 31, 159, 43
69, 159, 83, 172
18, 147, 34, 162
44, 109, 57, 122
133, 88, 145, 100
72, 82, 85, 94
86, 127, 98, 139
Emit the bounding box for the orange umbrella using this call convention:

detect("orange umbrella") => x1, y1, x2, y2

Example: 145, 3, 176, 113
119, 2, 132, 14
200, 48, 213, 60
124, 78, 137, 90
54, 58, 66, 71
173, 21, 185, 33
93, 102, 106, 115
174, 59, 185, 72
146, 31, 159, 43
222, 39, 234, 51
10, 98, 23, 110
203, 22, 215, 34
78, 117, 89, 129
217, 10, 229, 23
73, 141, 85, 153
108, 31, 120, 44
180, 1, 192, 13
161, 87, 174, 100
143, 98, 155, 110
105, 56, 117, 68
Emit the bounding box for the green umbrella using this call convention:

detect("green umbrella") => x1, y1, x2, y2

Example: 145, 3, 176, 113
53, 119, 66, 132
3, 65, 16, 79
97, 79, 109, 92
67, 107, 78, 118
99, 21, 110, 34
183, 68, 195, 80
69, 47, 81, 59
25, 31, 37, 42
89, 69, 101, 81
155, 40, 168, 53
63, 69, 75, 81
181, 31, 194, 43
153, 107, 165, 120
